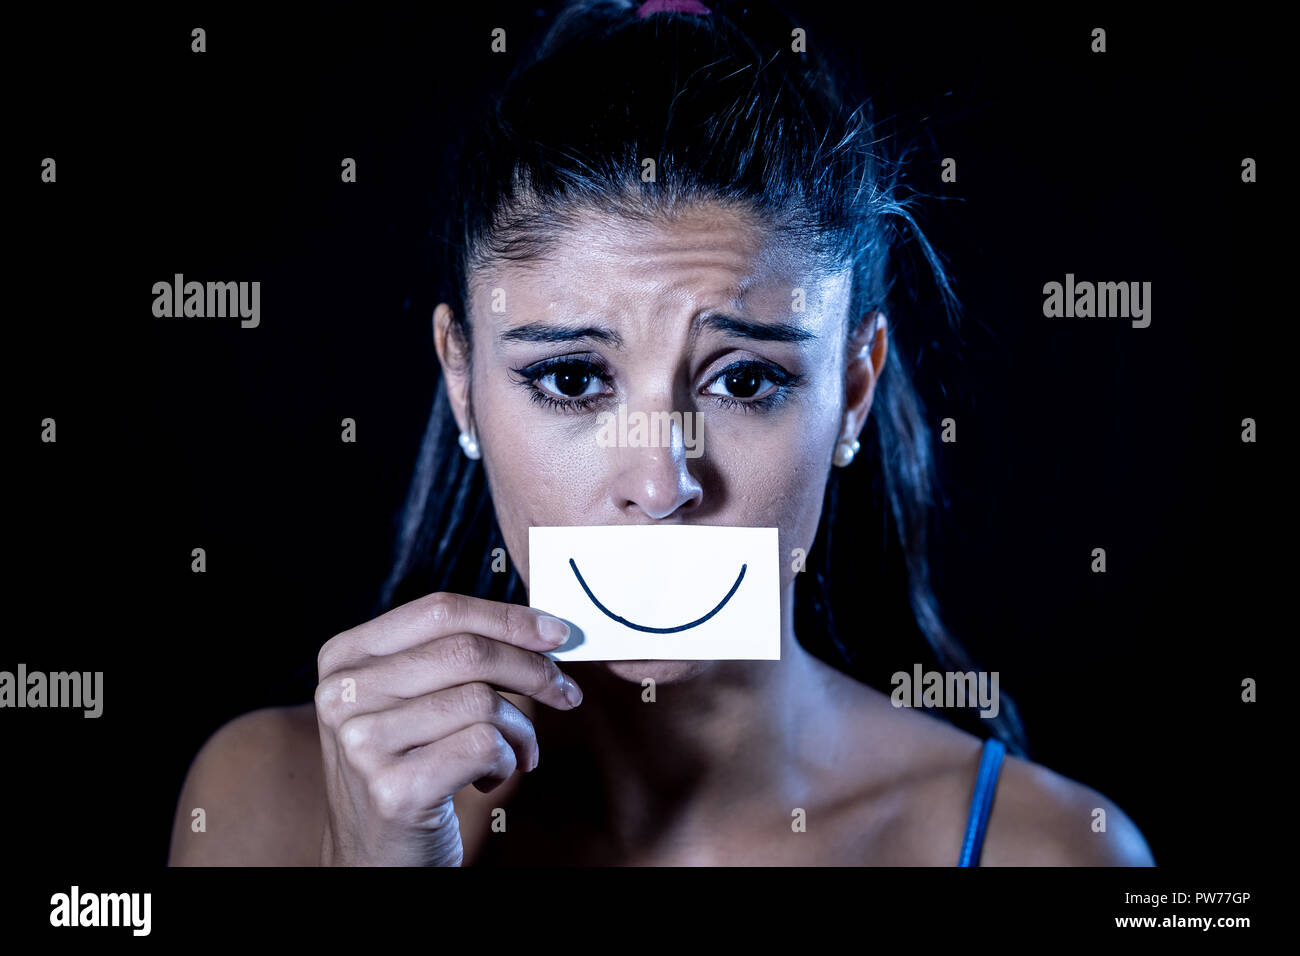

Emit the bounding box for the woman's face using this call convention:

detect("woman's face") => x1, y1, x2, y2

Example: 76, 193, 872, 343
436, 200, 885, 684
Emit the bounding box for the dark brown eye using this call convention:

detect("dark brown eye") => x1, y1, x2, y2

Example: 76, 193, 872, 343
520, 358, 608, 403
705, 361, 779, 402
553, 365, 595, 397
724, 367, 762, 398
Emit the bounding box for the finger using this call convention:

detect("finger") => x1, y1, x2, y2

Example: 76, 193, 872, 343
336, 683, 539, 773
315, 633, 581, 726
388, 722, 521, 804
318, 592, 570, 678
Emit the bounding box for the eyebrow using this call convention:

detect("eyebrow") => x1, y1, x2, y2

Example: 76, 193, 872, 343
498, 323, 625, 347
697, 312, 817, 343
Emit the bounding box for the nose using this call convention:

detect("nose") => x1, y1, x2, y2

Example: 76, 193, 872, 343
607, 402, 704, 520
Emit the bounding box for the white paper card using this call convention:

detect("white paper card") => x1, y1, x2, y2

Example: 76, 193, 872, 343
528, 525, 781, 661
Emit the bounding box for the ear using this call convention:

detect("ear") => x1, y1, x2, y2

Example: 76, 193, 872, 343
841, 311, 888, 445
433, 302, 473, 434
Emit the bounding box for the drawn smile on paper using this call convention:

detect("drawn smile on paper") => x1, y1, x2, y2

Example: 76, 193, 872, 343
567, 558, 747, 634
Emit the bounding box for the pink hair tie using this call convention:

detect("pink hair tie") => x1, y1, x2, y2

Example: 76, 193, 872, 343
636, 0, 713, 17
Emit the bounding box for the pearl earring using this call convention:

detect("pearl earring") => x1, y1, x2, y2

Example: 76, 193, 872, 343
458, 430, 481, 460
832, 438, 860, 467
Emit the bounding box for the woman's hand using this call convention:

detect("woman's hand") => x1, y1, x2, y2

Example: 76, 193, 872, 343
313, 591, 580, 866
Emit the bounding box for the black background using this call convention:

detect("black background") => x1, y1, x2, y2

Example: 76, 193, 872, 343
10, 1, 1279, 871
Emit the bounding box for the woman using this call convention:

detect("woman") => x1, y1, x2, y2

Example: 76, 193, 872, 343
169, 0, 1154, 866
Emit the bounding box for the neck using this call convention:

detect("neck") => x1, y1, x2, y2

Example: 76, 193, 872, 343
538, 582, 856, 855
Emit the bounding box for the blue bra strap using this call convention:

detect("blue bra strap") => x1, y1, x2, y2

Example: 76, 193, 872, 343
957, 737, 1007, 867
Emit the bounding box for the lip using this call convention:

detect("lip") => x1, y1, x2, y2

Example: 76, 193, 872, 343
568, 557, 747, 633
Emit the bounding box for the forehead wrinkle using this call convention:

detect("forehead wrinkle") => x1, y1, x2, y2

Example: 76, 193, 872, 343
471, 202, 850, 349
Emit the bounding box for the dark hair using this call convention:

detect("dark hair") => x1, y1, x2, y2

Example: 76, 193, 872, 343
378, 0, 1029, 757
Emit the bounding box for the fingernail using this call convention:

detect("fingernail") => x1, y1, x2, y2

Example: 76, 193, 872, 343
538, 615, 570, 645
562, 676, 583, 707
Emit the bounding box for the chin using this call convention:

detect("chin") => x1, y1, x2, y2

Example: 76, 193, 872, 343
594, 659, 715, 684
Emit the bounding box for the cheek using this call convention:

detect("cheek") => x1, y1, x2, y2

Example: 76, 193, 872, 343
717, 413, 835, 590
710, 347, 842, 503
473, 377, 610, 584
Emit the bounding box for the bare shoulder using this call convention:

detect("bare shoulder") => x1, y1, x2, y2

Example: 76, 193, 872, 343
168, 702, 325, 866
980, 750, 1156, 866
820, 666, 1154, 866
